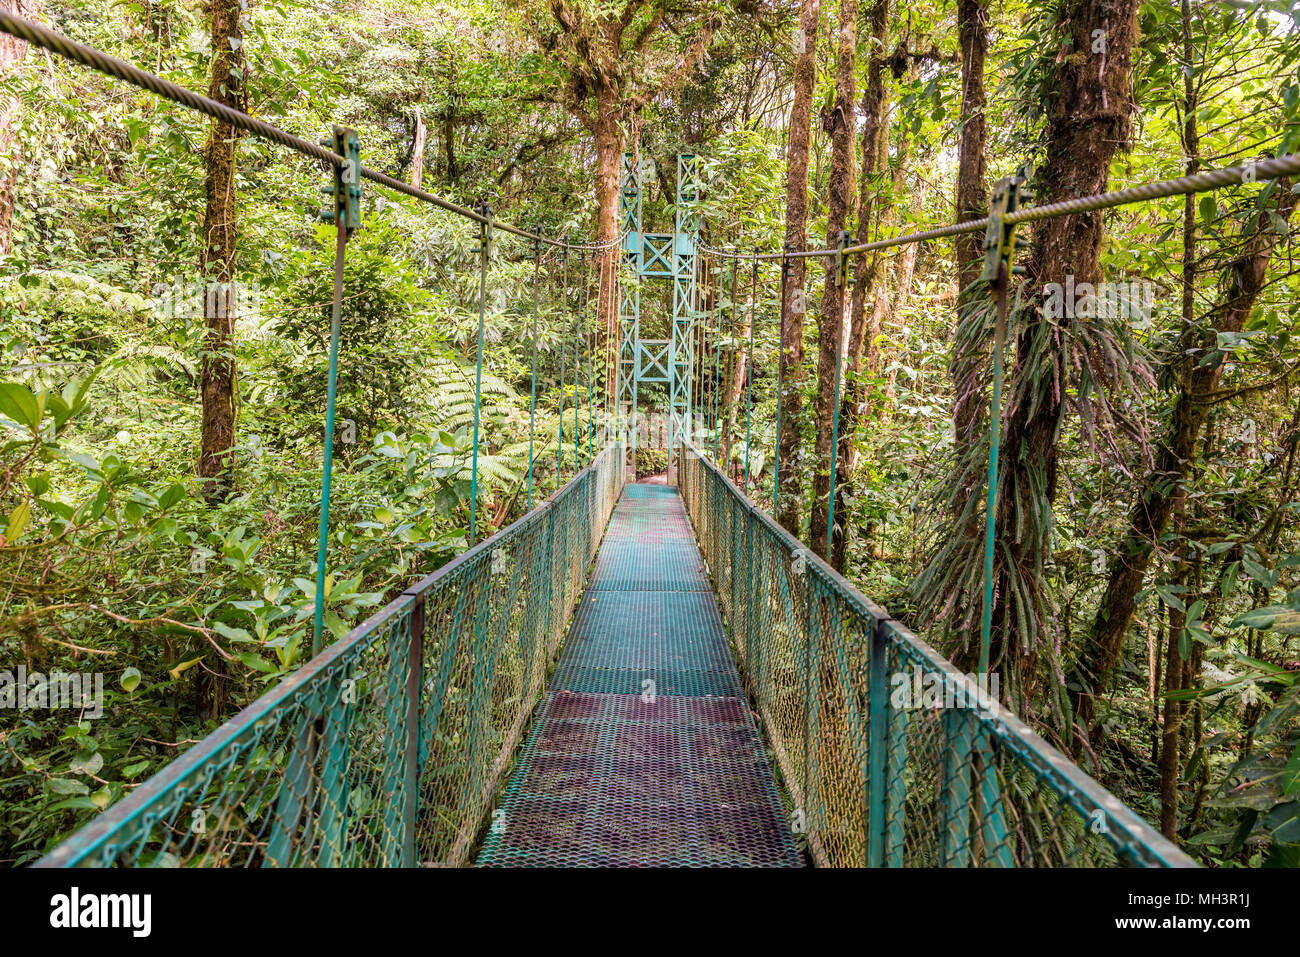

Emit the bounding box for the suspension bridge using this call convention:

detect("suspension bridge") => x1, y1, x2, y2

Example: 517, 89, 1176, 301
14, 11, 1287, 867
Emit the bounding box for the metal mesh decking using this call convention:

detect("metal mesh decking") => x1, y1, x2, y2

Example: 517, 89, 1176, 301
476, 482, 802, 867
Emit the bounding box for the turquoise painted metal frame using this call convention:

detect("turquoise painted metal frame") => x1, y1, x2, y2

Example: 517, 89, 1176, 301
616, 152, 700, 469
678, 444, 1197, 869
37, 445, 626, 868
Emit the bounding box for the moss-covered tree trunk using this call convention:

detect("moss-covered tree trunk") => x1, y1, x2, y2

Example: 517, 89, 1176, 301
951, 0, 988, 447
830, 0, 891, 572
989, 0, 1140, 697
809, 0, 857, 560
197, 0, 244, 504
776, 0, 819, 536
593, 82, 623, 363
953, 0, 987, 299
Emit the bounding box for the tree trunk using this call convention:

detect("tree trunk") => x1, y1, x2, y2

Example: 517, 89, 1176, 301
951, 0, 989, 447
809, 0, 858, 560
941, 0, 990, 653
776, 0, 819, 537
1072, 0, 1300, 723
988, 0, 1140, 695
0, 0, 38, 255
593, 84, 624, 369
198, 0, 243, 503
953, 0, 988, 298
411, 106, 427, 190
831, 16, 895, 570
194, 0, 244, 718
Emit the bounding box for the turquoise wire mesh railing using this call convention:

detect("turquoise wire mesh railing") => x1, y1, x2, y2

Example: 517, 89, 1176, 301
37, 444, 626, 868
677, 445, 1195, 868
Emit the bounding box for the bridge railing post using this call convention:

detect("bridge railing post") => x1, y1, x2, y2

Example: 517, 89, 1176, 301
867, 615, 888, 866
801, 576, 822, 846
401, 591, 425, 866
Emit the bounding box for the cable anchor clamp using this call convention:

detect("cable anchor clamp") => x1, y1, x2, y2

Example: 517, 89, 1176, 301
319, 126, 361, 233
475, 203, 494, 257
981, 164, 1032, 283
835, 230, 852, 288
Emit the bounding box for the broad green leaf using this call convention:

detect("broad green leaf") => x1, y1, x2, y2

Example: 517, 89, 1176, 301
1230, 606, 1300, 633
0, 382, 40, 430
1154, 585, 1185, 613
1242, 558, 1278, 589
158, 483, 186, 509
70, 750, 104, 776
239, 651, 276, 674
212, 621, 254, 643
47, 796, 100, 811
1283, 746, 1300, 796
47, 777, 89, 796
5, 500, 31, 541
1232, 606, 1286, 629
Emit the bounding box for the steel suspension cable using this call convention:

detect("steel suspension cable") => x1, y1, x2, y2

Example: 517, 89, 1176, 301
585, 251, 595, 460
605, 252, 616, 444
609, 256, 615, 448
712, 256, 722, 461
712, 257, 720, 456
558, 247, 568, 476
617, 263, 626, 450
468, 208, 492, 546
744, 252, 757, 492
725, 256, 739, 471
698, 154, 1300, 262
695, 256, 705, 441
310, 216, 348, 654
774, 250, 789, 517
527, 240, 541, 509
574, 256, 585, 465
572, 250, 583, 466
0, 12, 617, 254
598, 255, 608, 445
827, 261, 845, 561
703, 255, 711, 451
980, 260, 1010, 675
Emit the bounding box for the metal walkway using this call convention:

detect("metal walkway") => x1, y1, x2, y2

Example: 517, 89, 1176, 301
476, 482, 802, 867
38, 449, 1192, 868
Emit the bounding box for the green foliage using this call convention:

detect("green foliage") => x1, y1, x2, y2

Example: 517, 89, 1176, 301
0, 0, 606, 863
5, 0, 1300, 871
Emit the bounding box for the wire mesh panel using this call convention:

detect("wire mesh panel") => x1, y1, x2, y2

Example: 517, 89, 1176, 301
477, 480, 801, 868
677, 445, 1194, 868
38, 444, 626, 868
